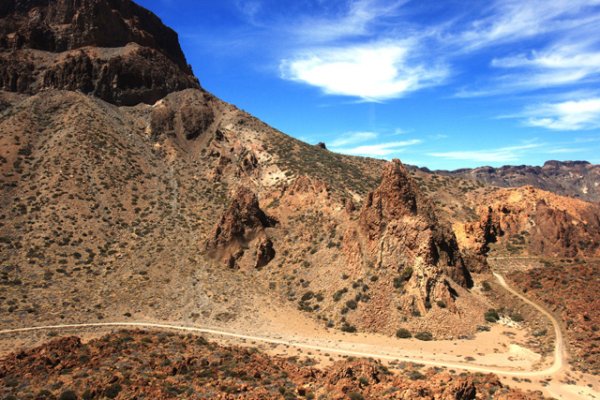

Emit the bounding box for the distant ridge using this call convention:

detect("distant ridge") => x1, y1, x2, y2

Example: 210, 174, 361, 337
427, 160, 600, 202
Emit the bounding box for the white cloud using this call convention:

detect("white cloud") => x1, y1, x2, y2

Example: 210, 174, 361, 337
428, 144, 540, 163
329, 131, 378, 147
394, 128, 409, 135
521, 98, 600, 131
488, 41, 600, 90
289, 0, 406, 43
429, 134, 448, 140
458, 0, 600, 50
333, 139, 422, 157
280, 42, 448, 102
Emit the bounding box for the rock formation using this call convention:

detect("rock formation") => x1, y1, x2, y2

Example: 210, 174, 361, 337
358, 159, 472, 289
459, 186, 600, 257
0, 0, 199, 105
0, 331, 543, 400
206, 187, 277, 269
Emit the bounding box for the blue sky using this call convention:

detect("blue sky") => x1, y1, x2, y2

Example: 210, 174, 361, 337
137, 0, 600, 169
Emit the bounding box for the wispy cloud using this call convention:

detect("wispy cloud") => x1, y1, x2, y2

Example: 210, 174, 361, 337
486, 40, 600, 92
518, 98, 600, 131
280, 41, 448, 101
329, 131, 378, 147
333, 139, 422, 157
289, 0, 406, 43
428, 144, 540, 163
457, 0, 600, 50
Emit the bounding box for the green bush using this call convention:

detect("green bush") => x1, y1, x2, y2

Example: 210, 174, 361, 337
414, 331, 433, 341
484, 309, 500, 323
333, 288, 348, 301
533, 328, 547, 337
436, 300, 447, 308
407, 370, 426, 380
396, 328, 412, 338
346, 299, 358, 310
394, 267, 413, 288
301, 291, 314, 301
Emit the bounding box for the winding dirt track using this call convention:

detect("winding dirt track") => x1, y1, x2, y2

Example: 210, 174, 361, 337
0, 273, 566, 379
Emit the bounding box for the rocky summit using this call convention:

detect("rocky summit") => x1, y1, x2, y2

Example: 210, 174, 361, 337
0, 0, 199, 105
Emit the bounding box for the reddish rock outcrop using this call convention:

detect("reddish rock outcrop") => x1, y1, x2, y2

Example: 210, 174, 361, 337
0, 0, 199, 105
206, 187, 276, 269
148, 89, 215, 141
459, 186, 600, 257
357, 160, 472, 304
0, 331, 543, 400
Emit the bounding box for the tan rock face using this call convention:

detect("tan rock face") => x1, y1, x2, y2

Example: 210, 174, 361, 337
344, 160, 472, 323
460, 186, 600, 257
206, 187, 276, 269
0, 0, 199, 105
357, 160, 472, 303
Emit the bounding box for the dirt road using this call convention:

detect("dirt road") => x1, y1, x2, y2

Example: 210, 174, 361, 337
0, 273, 564, 377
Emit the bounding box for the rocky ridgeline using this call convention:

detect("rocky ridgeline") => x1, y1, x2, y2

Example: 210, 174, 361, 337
438, 161, 600, 203
0, 0, 199, 105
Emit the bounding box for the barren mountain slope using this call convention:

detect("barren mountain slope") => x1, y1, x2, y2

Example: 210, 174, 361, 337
508, 260, 600, 375
2, 0, 600, 343
0, 86, 490, 338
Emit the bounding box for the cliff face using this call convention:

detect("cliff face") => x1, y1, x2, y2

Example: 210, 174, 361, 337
0, 0, 199, 105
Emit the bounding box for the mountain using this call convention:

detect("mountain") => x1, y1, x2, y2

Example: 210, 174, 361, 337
1, 0, 599, 340
436, 161, 600, 202
1, 0, 600, 397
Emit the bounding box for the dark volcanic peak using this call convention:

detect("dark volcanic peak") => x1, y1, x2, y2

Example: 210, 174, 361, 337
0, 0, 200, 105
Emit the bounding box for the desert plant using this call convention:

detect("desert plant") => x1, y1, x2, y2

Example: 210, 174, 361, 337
348, 392, 365, 400
510, 312, 524, 322
484, 309, 500, 323
414, 331, 433, 341
396, 328, 412, 339
346, 299, 358, 310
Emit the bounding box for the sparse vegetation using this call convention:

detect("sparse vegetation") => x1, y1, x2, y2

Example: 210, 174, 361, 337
396, 328, 412, 339
414, 332, 433, 341
484, 309, 500, 323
